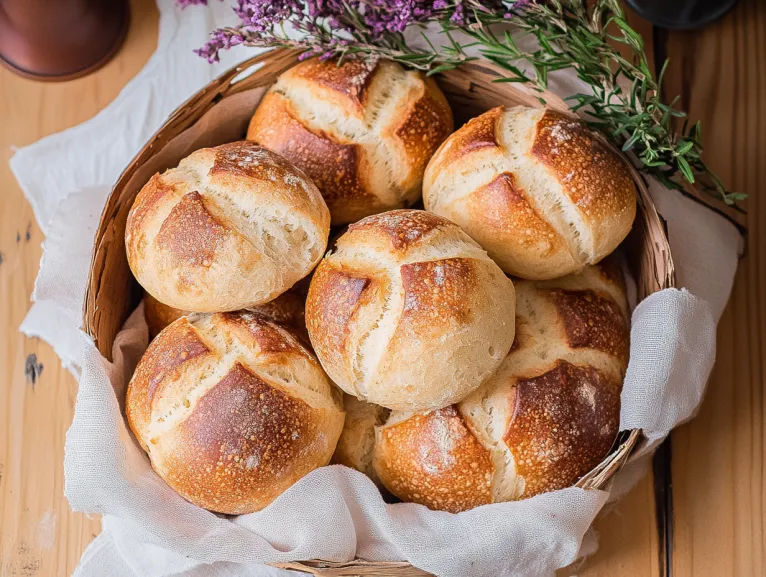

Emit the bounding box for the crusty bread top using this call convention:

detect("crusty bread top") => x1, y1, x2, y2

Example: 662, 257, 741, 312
430, 106, 505, 168
306, 209, 516, 412
126, 142, 330, 312
247, 58, 453, 224
284, 57, 379, 114
500, 360, 620, 497
374, 406, 494, 513
126, 311, 343, 514
346, 209, 452, 252
423, 106, 636, 279
248, 91, 376, 217
533, 111, 635, 240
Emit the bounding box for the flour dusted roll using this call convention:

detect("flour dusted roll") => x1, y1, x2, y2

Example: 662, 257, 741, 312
126, 141, 330, 312
306, 209, 516, 412
143, 288, 309, 342
126, 310, 344, 515
423, 106, 636, 280
372, 261, 629, 512
247, 58, 453, 225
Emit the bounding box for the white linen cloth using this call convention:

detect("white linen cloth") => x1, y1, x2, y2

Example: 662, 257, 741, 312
10, 1, 743, 576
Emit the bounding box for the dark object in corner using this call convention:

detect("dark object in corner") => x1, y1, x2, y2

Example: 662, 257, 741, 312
0, 0, 130, 82
24, 353, 44, 387
626, 0, 740, 29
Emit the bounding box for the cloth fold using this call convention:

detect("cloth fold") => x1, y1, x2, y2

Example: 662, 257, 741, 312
10, 1, 742, 576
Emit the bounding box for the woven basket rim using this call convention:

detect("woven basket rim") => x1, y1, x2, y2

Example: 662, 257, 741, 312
83, 48, 677, 577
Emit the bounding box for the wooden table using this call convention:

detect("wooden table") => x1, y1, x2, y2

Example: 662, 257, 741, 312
0, 1, 763, 575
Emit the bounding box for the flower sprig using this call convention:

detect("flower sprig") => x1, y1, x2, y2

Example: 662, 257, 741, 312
182, 0, 744, 208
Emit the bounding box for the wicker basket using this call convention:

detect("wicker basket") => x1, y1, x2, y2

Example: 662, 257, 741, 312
83, 48, 675, 576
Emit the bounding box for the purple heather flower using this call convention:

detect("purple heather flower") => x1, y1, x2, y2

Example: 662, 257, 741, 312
194, 28, 247, 62
450, 2, 465, 23
182, 0, 520, 62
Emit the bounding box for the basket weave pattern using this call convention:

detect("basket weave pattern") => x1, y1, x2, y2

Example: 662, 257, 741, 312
84, 49, 675, 576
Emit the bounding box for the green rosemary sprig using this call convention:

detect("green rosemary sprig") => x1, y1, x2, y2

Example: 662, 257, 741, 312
441, 0, 745, 208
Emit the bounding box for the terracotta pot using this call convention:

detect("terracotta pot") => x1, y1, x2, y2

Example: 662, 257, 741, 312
0, 0, 129, 81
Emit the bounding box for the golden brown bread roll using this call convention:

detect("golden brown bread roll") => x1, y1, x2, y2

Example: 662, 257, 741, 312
306, 209, 516, 412
371, 262, 629, 512
332, 394, 390, 485
126, 310, 344, 515
143, 288, 309, 342
126, 141, 330, 313
247, 58, 453, 225
423, 106, 636, 280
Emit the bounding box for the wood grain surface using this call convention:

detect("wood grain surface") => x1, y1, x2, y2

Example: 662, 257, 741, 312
0, 1, 762, 576
661, 1, 766, 575
0, 1, 158, 575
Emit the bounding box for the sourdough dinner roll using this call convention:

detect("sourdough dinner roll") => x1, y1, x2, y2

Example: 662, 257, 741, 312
126, 310, 344, 515
143, 287, 309, 342
126, 141, 330, 312
423, 106, 636, 280
247, 57, 453, 224
332, 394, 390, 485
372, 261, 629, 512
306, 209, 516, 412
